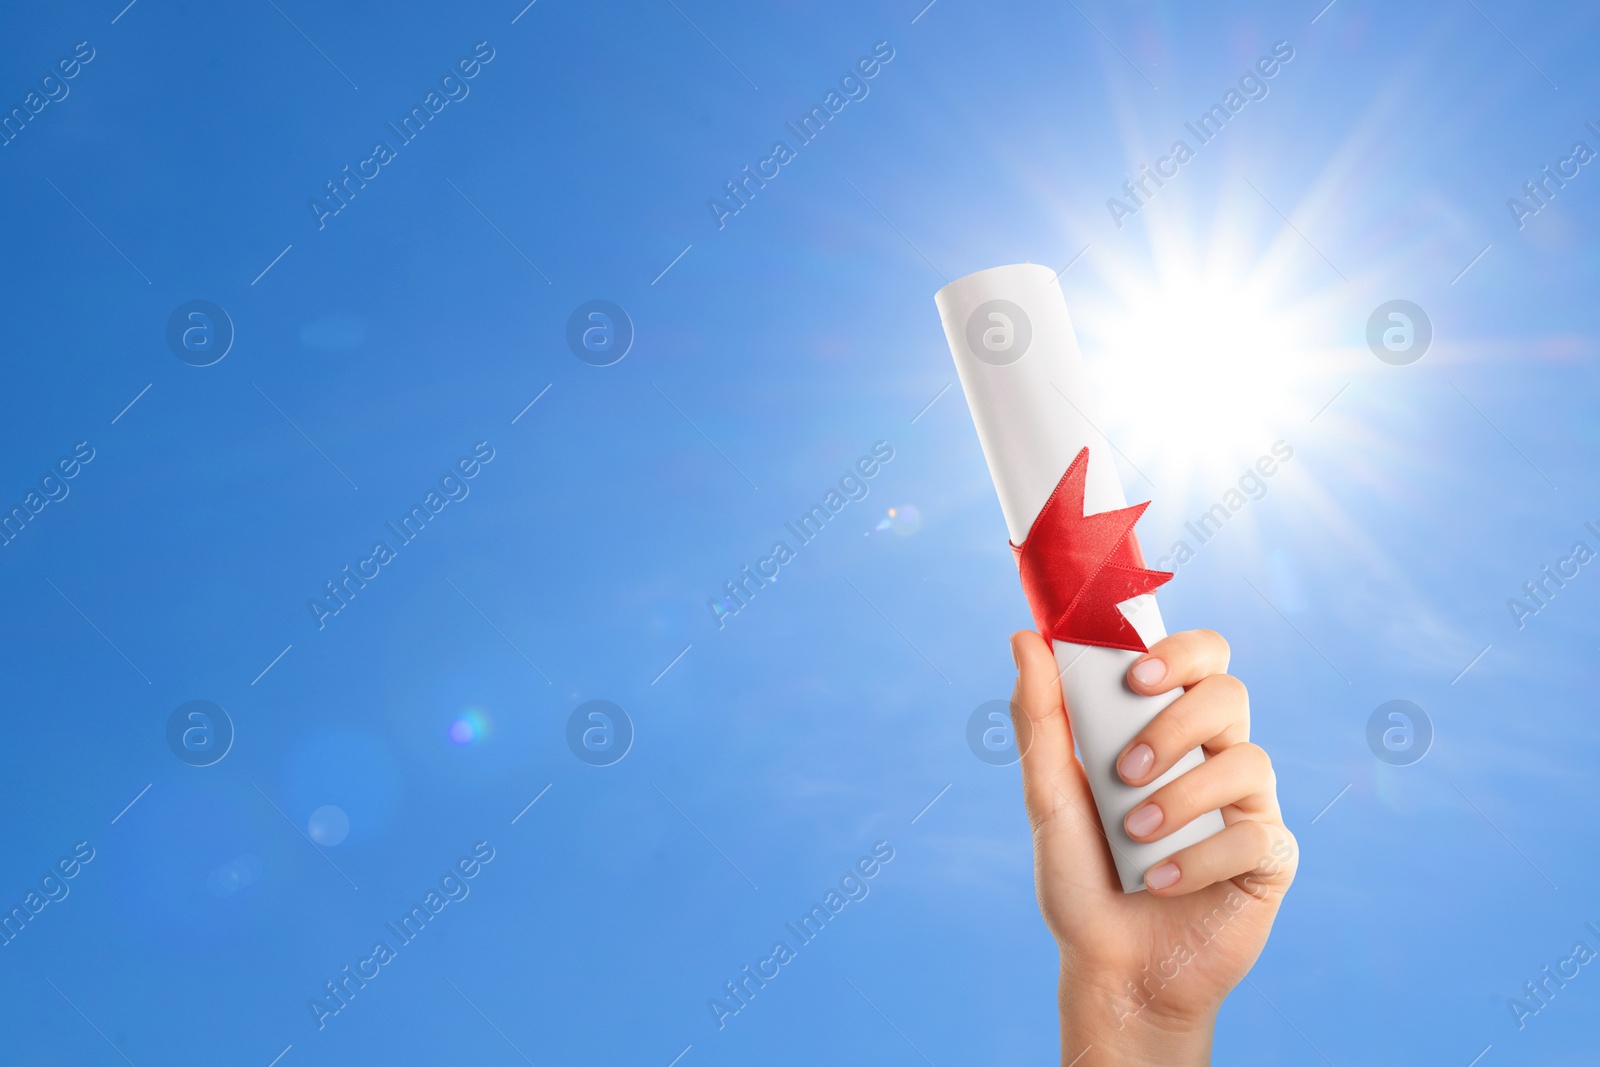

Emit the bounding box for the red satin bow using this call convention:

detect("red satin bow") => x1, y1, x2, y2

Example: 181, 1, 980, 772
1010, 447, 1172, 653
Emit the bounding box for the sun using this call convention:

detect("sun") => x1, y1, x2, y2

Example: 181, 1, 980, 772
1065, 203, 1356, 505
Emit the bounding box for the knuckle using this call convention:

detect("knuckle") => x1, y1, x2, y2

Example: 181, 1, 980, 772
1152, 775, 1194, 818
1237, 823, 1299, 896
1201, 674, 1251, 733
1242, 818, 1273, 856
1194, 627, 1230, 662
1279, 828, 1301, 868
1207, 672, 1248, 704
1238, 741, 1272, 777
1145, 709, 1190, 756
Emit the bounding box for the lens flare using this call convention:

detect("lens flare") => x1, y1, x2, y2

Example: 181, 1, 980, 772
449, 708, 490, 745
206, 854, 263, 898
872, 505, 923, 536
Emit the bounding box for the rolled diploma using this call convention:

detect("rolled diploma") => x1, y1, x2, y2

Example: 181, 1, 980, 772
935, 262, 1225, 893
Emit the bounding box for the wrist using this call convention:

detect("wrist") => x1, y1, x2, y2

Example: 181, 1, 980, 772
1058, 962, 1216, 1066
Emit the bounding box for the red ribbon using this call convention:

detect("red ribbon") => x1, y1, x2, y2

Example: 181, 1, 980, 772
1010, 447, 1172, 653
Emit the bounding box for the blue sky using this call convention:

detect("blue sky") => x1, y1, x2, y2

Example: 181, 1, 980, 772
1, 0, 1598, 1064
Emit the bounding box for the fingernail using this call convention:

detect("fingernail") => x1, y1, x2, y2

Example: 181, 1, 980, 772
1131, 657, 1166, 687
1125, 803, 1163, 838
1010, 637, 1020, 670
1145, 862, 1180, 890
1118, 743, 1154, 782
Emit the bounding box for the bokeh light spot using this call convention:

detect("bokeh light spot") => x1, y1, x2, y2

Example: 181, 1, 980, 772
307, 804, 350, 846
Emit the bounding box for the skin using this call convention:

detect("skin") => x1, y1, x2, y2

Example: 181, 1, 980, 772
1008, 627, 1298, 1066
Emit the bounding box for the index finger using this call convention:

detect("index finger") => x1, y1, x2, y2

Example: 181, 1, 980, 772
1126, 628, 1230, 695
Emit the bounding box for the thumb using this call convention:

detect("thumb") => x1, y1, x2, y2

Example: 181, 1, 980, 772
1010, 630, 1096, 835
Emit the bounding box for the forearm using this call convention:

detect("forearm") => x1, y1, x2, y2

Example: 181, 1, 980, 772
1058, 966, 1214, 1067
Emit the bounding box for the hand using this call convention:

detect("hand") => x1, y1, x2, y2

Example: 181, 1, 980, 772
1009, 627, 1298, 1066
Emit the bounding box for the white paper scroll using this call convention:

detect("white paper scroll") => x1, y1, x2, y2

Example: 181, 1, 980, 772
935, 262, 1225, 893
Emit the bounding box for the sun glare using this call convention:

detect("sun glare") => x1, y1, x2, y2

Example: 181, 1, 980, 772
1067, 209, 1355, 505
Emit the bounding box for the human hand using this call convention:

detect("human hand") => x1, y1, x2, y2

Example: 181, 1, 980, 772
1009, 627, 1298, 1066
